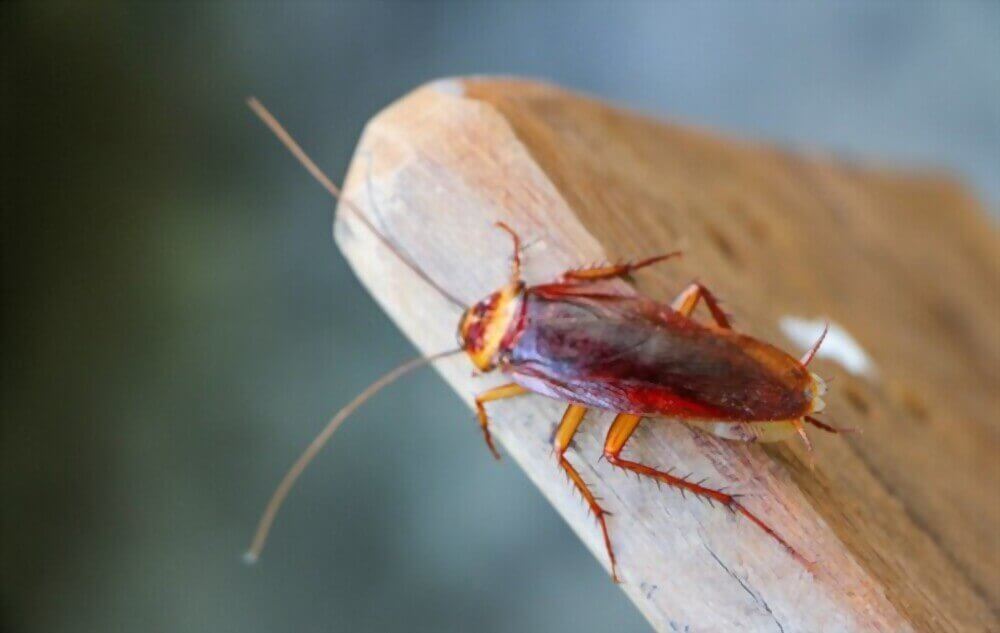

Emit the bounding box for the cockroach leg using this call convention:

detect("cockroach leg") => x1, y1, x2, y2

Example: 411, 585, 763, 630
552, 404, 618, 582
671, 282, 731, 329
792, 419, 815, 470
805, 415, 860, 435
474, 383, 528, 459
562, 251, 681, 282
603, 413, 809, 567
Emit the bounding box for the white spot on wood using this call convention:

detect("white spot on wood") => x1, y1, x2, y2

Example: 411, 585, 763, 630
781, 316, 877, 378
428, 77, 466, 96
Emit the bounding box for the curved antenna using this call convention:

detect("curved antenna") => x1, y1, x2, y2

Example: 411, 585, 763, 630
245, 348, 464, 563
494, 221, 521, 282
247, 97, 467, 310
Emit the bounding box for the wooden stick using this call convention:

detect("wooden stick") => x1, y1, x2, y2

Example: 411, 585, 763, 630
334, 78, 998, 632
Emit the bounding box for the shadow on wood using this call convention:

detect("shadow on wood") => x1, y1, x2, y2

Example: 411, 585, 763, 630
334, 77, 998, 632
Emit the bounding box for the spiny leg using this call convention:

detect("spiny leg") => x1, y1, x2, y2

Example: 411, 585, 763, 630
474, 383, 528, 459
562, 251, 681, 282
552, 404, 619, 582
805, 415, 860, 435
603, 413, 808, 566
671, 282, 731, 329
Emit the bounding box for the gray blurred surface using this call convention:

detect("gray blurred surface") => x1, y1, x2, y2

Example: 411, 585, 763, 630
2, 3, 997, 632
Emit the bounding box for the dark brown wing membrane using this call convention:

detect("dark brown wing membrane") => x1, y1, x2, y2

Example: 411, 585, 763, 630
503, 287, 811, 421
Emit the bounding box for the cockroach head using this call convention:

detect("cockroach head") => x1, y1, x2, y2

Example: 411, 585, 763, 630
457, 282, 524, 371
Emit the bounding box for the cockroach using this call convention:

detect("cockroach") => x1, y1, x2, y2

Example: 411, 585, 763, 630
245, 98, 850, 582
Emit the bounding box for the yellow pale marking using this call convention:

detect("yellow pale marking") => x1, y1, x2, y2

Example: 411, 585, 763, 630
467, 283, 522, 370
697, 420, 799, 443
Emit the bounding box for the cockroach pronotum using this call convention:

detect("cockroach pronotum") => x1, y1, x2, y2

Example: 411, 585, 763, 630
245, 98, 852, 582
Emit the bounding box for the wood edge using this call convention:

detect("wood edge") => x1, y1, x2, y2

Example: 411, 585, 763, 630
329, 76, 991, 631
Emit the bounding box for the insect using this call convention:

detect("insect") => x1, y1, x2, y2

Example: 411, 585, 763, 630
245, 98, 850, 582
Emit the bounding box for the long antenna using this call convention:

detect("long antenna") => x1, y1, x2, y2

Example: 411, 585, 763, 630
247, 97, 467, 310
245, 348, 464, 563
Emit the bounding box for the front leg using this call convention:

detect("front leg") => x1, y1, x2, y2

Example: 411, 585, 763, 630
474, 383, 528, 459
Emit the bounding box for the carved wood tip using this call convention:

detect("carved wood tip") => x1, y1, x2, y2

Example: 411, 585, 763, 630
333, 77, 999, 633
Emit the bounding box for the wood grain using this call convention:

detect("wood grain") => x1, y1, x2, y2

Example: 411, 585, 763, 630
333, 78, 998, 632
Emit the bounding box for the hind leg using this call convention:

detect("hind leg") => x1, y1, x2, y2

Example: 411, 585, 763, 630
603, 413, 808, 566
474, 383, 528, 459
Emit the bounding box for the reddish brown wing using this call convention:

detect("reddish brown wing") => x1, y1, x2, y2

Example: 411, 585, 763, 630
500, 284, 812, 421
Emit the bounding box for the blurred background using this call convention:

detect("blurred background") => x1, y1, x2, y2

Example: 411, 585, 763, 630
2, 3, 998, 632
